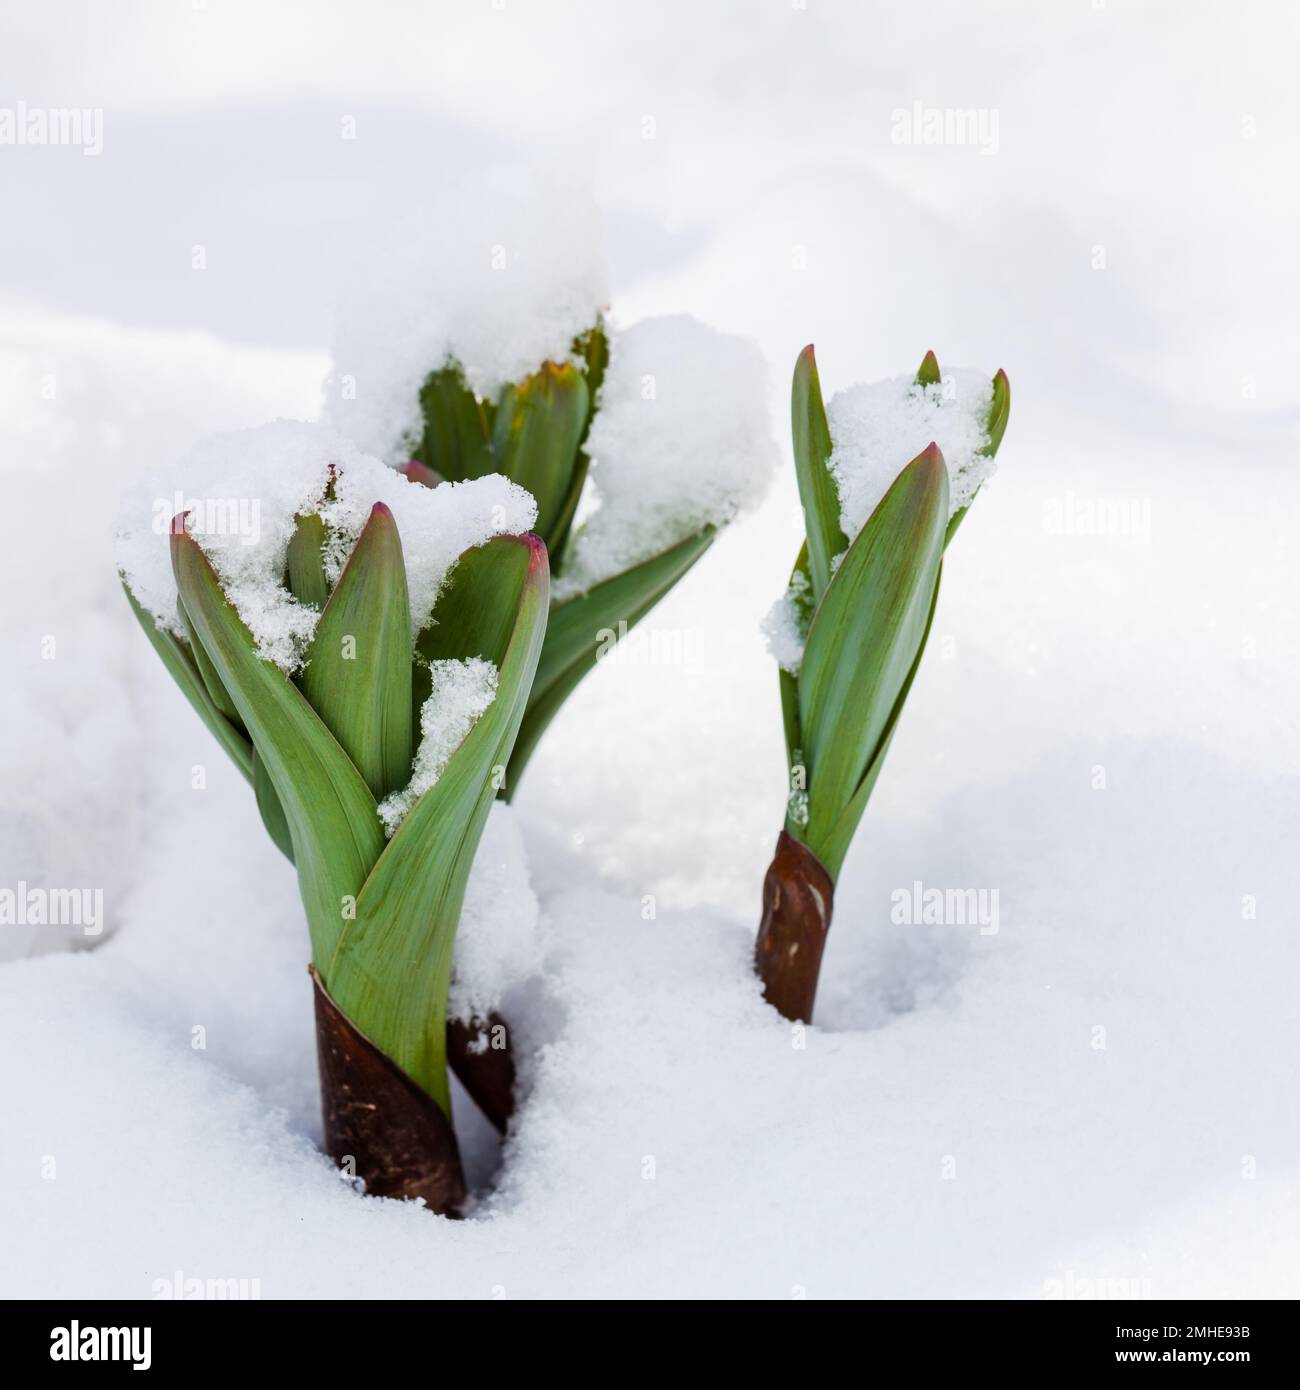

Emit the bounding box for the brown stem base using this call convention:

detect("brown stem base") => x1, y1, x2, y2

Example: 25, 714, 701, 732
311, 967, 466, 1215
754, 830, 835, 1023
447, 1013, 516, 1134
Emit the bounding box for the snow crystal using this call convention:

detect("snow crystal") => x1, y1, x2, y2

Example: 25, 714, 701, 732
115, 422, 535, 674
324, 167, 608, 463
449, 803, 544, 1024
554, 316, 778, 599
377, 658, 499, 836
761, 566, 812, 675
827, 368, 994, 539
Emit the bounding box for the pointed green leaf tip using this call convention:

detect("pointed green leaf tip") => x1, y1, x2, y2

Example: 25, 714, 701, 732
791, 345, 847, 602
795, 444, 948, 877
300, 502, 414, 803
983, 368, 1010, 458
915, 349, 942, 387
492, 362, 589, 546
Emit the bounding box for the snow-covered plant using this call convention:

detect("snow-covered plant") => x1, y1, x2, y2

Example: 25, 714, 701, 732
756, 348, 1011, 1022
117, 424, 547, 1213
353, 314, 775, 791
368, 318, 774, 1130
324, 175, 774, 795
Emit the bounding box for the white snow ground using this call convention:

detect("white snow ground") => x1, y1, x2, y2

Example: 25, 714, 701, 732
3, 1, 1299, 1298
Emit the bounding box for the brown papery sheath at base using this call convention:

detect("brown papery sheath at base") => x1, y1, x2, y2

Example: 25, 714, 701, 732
754, 830, 836, 1024
447, 1013, 516, 1134
311, 967, 465, 1215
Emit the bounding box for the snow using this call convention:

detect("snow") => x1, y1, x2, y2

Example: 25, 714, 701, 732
449, 804, 544, 1026
115, 423, 536, 672
4, 1, 1300, 1301
323, 167, 608, 464
555, 316, 778, 597
317, 459, 535, 644
377, 658, 499, 837
761, 566, 811, 676
827, 368, 995, 539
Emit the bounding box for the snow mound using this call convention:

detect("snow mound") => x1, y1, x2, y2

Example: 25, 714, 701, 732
115, 422, 536, 673
377, 657, 499, 836
555, 316, 778, 598
828, 368, 994, 538
324, 168, 608, 463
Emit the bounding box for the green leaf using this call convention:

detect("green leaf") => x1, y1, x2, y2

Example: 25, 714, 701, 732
299, 503, 414, 802
253, 748, 295, 863
791, 345, 847, 602
811, 559, 943, 879
549, 324, 609, 572
984, 368, 1011, 457
575, 322, 609, 405
170, 521, 384, 965
915, 349, 942, 387
777, 544, 813, 772
176, 596, 243, 730
491, 363, 588, 545
413, 365, 494, 481
797, 445, 947, 871
946, 367, 1011, 546
121, 579, 253, 783
506, 528, 715, 791
326, 534, 549, 1112
285, 513, 330, 609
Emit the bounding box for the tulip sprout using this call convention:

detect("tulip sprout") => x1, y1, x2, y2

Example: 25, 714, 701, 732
756, 348, 1010, 1022
121, 431, 546, 1212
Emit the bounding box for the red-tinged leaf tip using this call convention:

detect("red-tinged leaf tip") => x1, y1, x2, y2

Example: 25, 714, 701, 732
799, 344, 817, 363
916, 350, 942, 386
994, 368, 1009, 387
398, 460, 442, 488
370, 501, 394, 521
501, 531, 549, 579
916, 441, 946, 470
170, 510, 190, 538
